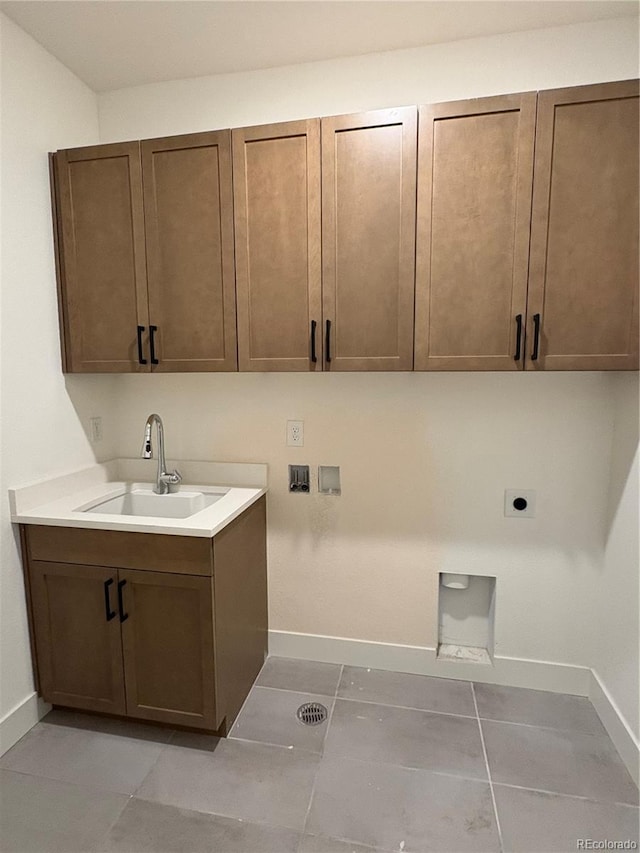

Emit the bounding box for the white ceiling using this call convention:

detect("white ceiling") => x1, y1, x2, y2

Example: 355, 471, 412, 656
2, 0, 638, 93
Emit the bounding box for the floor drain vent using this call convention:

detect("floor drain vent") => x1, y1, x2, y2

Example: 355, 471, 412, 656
297, 702, 328, 726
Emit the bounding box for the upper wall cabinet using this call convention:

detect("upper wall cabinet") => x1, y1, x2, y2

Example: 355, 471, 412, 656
414, 93, 536, 371
53, 143, 149, 372
527, 80, 639, 370
232, 120, 322, 371
51, 81, 638, 375
141, 132, 237, 372
53, 134, 237, 373
321, 108, 417, 371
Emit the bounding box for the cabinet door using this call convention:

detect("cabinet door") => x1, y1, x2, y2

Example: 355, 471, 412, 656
233, 121, 322, 371
119, 570, 217, 729
321, 108, 417, 371
141, 132, 237, 372
54, 143, 150, 373
415, 94, 536, 370
527, 80, 639, 370
29, 562, 126, 714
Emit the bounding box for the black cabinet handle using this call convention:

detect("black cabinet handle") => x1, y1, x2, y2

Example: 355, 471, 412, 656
136, 325, 147, 365
149, 325, 159, 365
531, 313, 541, 361
514, 314, 523, 362
325, 320, 332, 363
117, 579, 129, 622
310, 320, 317, 363
104, 578, 116, 622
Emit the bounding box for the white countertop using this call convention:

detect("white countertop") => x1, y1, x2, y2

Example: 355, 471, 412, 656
9, 459, 268, 538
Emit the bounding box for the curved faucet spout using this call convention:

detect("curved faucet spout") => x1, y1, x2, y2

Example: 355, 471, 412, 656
140, 414, 182, 495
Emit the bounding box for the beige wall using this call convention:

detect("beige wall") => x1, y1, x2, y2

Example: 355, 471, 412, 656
113, 371, 614, 668
594, 374, 639, 741
98, 17, 638, 141
0, 14, 116, 726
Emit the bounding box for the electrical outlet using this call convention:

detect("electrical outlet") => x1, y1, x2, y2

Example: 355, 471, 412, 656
504, 489, 536, 518
90, 416, 103, 443
287, 420, 304, 447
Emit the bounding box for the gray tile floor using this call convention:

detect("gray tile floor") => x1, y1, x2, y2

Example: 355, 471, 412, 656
1, 658, 638, 853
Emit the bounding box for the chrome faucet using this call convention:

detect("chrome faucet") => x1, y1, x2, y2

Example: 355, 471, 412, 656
140, 413, 182, 495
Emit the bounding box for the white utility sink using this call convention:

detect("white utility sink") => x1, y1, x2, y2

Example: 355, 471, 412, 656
83, 488, 229, 519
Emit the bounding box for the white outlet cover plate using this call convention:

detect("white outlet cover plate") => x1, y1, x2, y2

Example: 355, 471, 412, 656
90, 416, 103, 443
286, 420, 304, 447
504, 489, 536, 518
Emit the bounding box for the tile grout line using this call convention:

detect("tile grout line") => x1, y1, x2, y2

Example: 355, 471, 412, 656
298, 665, 344, 842
299, 751, 639, 808
251, 684, 338, 702
129, 736, 175, 799
83, 791, 133, 851
0, 765, 136, 801
307, 751, 491, 785
132, 791, 308, 839
257, 683, 478, 720
228, 661, 274, 738
491, 779, 640, 809
256, 685, 608, 736
335, 665, 344, 699
227, 733, 324, 756
471, 682, 504, 852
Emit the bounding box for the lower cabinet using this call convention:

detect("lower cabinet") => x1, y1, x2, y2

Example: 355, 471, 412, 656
119, 570, 216, 729
29, 562, 127, 716
21, 497, 267, 734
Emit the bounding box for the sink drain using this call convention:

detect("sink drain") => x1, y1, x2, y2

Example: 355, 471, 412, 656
297, 702, 328, 726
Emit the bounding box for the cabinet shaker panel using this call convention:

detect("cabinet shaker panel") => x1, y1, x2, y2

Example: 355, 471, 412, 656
527, 80, 639, 370
233, 120, 322, 371
141, 131, 237, 371
120, 569, 217, 729
415, 94, 536, 370
29, 561, 126, 715
321, 108, 417, 371
54, 143, 149, 372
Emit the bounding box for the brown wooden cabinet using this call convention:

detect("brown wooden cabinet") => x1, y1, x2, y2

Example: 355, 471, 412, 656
233, 120, 322, 371
21, 497, 267, 734
321, 108, 417, 371
52, 82, 638, 375
415, 94, 536, 371
141, 132, 237, 372
53, 134, 236, 373
29, 561, 126, 715
527, 80, 639, 370
119, 570, 217, 729
53, 143, 149, 373
233, 111, 417, 373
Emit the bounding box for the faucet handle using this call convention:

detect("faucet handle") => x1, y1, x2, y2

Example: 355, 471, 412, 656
160, 469, 182, 486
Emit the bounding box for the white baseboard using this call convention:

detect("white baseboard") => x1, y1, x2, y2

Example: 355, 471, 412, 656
0, 692, 51, 757
268, 631, 591, 695
589, 669, 639, 787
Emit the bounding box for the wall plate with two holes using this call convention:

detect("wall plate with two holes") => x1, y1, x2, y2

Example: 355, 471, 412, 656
504, 489, 536, 518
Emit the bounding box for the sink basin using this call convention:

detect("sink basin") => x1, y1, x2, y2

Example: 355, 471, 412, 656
83, 488, 228, 519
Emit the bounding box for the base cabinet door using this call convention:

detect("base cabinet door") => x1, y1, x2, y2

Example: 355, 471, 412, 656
527, 80, 639, 370
29, 562, 126, 715
119, 569, 217, 729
